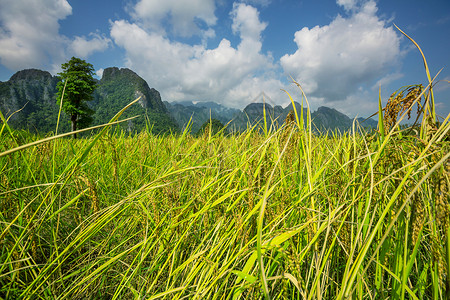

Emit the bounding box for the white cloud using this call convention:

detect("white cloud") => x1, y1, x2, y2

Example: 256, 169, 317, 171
309, 92, 378, 118
0, 0, 71, 70
280, 0, 402, 109
0, 0, 111, 74
337, 0, 359, 11
111, 3, 284, 108
96, 68, 104, 78
70, 33, 111, 58
231, 2, 267, 42
435, 102, 448, 120
226, 76, 285, 107
372, 72, 404, 91
132, 0, 217, 37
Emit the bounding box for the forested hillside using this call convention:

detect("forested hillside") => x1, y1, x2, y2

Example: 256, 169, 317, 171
0, 69, 70, 133
92, 67, 178, 134
0, 68, 178, 135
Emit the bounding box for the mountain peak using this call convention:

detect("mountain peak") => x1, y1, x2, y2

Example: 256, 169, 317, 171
316, 106, 349, 119
243, 102, 274, 114
101, 67, 140, 81
250, 91, 276, 106
10, 69, 53, 82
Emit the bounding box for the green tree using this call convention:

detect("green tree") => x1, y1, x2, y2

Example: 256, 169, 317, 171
56, 57, 96, 138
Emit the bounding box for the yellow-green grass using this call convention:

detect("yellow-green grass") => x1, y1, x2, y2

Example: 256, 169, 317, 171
1, 31, 449, 299
1, 102, 449, 299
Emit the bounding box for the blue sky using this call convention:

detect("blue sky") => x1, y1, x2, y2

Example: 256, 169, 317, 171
0, 0, 449, 118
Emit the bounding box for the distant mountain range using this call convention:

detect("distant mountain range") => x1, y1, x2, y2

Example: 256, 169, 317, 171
163, 101, 241, 134
0, 68, 377, 136
167, 100, 378, 134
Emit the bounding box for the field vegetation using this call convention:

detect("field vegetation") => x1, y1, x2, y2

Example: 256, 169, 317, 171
0, 31, 449, 299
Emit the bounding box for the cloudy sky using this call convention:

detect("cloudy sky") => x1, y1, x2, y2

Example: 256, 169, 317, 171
0, 0, 449, 118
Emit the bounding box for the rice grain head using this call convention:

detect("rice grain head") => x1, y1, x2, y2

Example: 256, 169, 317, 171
384, 85, 423, 131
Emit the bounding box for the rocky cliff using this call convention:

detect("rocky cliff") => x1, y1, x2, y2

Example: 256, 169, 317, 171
92, 67, 178, 133
0, 68, 178, 134
0, 69, 65, 133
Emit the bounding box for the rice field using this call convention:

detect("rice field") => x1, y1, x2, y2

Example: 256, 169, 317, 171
0, 33, 449, 299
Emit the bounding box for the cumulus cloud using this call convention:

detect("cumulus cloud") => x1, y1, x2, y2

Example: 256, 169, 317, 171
132, 0, 217, 37
336, 0, 359, 11
372, 72, 404, 91
0, 0, 111, 74
0, 0, 71, 70
96, 68, 104, 78
111, 3, 284, 108
231, 2, 267, 42
70, 33, 111, 58
280, 0, 402, 106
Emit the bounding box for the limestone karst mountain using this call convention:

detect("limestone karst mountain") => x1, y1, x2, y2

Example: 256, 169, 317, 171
92, 67, 178, 134
0, 69, 64, 133
0, 67, 178, 134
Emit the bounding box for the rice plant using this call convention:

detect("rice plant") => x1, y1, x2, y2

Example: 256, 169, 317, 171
0, 31, 449, 300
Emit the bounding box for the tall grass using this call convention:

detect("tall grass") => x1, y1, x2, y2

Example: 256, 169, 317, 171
1, 33, 449, 299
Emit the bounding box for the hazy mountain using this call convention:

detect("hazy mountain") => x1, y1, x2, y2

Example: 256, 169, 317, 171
229, 102, 307, 132
229, 103, 283, 132
0, 67, 178, 134
164, 97, 377, 134
229, 102, 377, 134
311, 106, 378, 133
312, 106, 352, 132
164, 100, 240, 134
